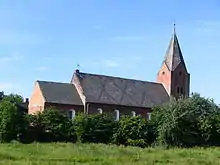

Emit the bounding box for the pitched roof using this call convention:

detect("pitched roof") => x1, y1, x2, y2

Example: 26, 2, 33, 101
37, 81, 83, 105
75, 72, 170, 108
164, 32, 187, 71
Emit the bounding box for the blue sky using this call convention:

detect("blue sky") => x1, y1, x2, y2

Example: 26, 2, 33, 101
0, 0, 220, 103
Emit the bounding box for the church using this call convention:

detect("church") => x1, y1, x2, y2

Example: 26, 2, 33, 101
28, 28, 190, 120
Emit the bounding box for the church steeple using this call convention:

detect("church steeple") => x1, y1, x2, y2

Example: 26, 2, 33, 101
163, 24, 187, 72
157, 25, 190, 99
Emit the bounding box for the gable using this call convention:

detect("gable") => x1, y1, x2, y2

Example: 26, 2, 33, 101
29, 82, 46, 113
74, 72, 170, 108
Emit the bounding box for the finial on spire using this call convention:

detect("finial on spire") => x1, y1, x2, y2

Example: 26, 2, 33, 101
173, 21, 176, 34
76, 63, 80, 70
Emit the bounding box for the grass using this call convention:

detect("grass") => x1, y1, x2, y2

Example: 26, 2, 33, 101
0, 143, 220, 165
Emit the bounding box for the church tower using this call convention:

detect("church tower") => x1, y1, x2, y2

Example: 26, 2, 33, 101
157, 25, 190, 99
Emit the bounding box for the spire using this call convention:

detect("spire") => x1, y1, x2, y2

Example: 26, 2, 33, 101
163, 25, 187, 71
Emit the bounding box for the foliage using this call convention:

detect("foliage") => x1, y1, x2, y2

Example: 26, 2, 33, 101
0, 100, 25, 142
152, 93, 220, 147
112, 116, 153, 147
22, 108, 76, 143
74, 113, 116, 143
1, 91, 220, 149
1, 94, 23, 104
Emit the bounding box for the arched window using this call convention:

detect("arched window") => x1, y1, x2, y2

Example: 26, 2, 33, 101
69, 109, 76, 120
115, 110, 119, 121
147, 112, 151, 120
180, 88, 183, 94
131, 111, 136, 117
97, 108, 103, 114
177, 87, 180, 93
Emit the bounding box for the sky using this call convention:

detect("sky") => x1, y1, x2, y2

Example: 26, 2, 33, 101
0, 0, 220, 103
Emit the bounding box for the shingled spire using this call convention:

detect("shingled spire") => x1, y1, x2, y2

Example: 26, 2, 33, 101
157, 24, 190, 98
163, 24, 187, 71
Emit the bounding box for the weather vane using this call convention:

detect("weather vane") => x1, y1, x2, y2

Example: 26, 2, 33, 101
77, 63, 80, 70
173, 20, 176, 34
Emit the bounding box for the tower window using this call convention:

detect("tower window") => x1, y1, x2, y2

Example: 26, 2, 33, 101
162, 71, 165, 75
180, 88, 183, 94
179, 72, 182, 76
177, 87, 180, 93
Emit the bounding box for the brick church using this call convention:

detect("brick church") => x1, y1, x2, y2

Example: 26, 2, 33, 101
28, 28, 190, 120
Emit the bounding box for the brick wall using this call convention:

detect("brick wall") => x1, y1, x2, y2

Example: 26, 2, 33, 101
71, 71, 86, 105
157, 63, 190, 98
28, 82, 45, 114
45, 103, 84, 114
157, 63, 172, 95
87, 102, 151, 119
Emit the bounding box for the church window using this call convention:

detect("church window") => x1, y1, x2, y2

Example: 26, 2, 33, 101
177, 87, 180, 93
147, 112, 151, 120
115, 110, 119, 121
179, 71, 182, 76
68, 109, 76, 120
162, 71, 165, 75
131, 111, 136, 117
180, 88, 183, 94
97, 108, 103, 114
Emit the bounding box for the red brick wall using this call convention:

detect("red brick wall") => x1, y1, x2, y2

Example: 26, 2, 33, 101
87, 103, 151, 119
71, 71, 86, 105
157, 63, 190, 98
28, 82, 45, 114
157, 63, 172, 95
45, 103, 84, 114
170, 64, 190, 98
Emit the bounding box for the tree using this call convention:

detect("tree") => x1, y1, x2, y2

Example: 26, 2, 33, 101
2, 94, 23, 104
152, 93, 220, 147
0, 100, 24, 142
23, 108, 76, 143
74, 113, 116, 143
41, 108, 76, 142
112, 116, 153, 147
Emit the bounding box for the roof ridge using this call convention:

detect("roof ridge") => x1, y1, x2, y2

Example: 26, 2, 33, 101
78, 71, 162, 86
37, 80, 72, 85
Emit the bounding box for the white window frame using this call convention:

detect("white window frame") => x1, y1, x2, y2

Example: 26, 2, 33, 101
97, 108, 103, 114
115, 110, 119, 121
69, 109, 76, 120
131, 111, 136, 117
147, 112, 151, 120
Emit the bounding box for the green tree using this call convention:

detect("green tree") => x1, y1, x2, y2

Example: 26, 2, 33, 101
152, 93, 220, 147
74, 113, 116, 143
112, 116, 153, 147
2, 94, 23, 104
0, 100, 24, 142
41, 108, 76, 142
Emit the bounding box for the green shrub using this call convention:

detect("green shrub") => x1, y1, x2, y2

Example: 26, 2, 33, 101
0, 100, 25, 142
152, 93, 220, 147
112, 116, 153, 147
22, 108, 76, 143
74, 113, 116, 143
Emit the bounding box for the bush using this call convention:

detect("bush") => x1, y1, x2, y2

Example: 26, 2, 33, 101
112, 116, 153, 147
74, 113, 116, 143
152, 94, 220, 147
22, 108, 76, 143
0, 100, 25, 142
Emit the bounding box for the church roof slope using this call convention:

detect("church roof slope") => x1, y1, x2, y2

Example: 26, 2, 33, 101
164, 32, 187, 71
74, 71, 170, 108
37, 81, 83, 105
